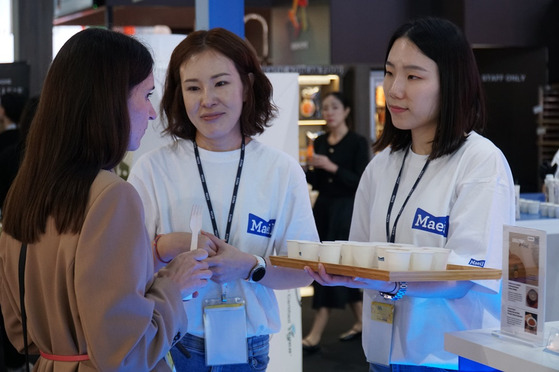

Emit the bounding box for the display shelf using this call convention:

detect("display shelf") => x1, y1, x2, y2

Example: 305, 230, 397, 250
270, 256, 502, 282
537, 84, 559, 176
298, 119, 326, 126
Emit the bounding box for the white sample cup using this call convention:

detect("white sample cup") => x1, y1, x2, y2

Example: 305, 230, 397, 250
527, 201, 540, 215
287, 240, 300, 259
386, 249, 412, 271
374, 244, 409, 270
541, 202, 549, 217
350, 243, 377, 268
410, 250, 434, 271
519, 199, 528, 213
340, 243, 354, 265
374, 245, 393, 270
426, 248, 450, 270
299, 241, 320, 261
547, 203, 556, 218
318, 242, 342, 264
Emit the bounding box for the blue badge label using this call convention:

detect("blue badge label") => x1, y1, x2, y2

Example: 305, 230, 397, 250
411, 208, 449, 237
468, 259, 486, 268
247, 213, 276, 238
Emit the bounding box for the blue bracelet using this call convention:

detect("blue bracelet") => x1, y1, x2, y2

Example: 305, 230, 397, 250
379, 282, 408, 301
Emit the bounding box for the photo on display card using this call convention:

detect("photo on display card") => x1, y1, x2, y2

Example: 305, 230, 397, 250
499, 225, 547, 346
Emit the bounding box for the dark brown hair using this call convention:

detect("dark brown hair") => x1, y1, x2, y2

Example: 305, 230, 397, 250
161, 27, 277, 140
374, 17, 486, 160
2, 28, 153, 243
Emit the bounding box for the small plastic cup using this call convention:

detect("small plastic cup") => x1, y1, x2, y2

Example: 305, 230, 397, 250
425, 248, 450, 270
349, 243, 377, 269
374, 245, 392, 270
541, 202, 549, 217
299, 241, 320, 261
318, 242, 342, 264
527, 201, 540, 215
339, 243, 354, 266
410, 250, 434, 271
375, 244, 409, 270
546, 203, 556, 218
386, 249, 412, 271
287, 240, 300, 259
519, 199, 528, 213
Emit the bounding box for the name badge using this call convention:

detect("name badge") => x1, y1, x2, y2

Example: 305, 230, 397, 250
372, 301, 394, 324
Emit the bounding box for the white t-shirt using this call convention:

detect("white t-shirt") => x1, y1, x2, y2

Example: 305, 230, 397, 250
350, 132, 515, 368
128, 139, 319, 337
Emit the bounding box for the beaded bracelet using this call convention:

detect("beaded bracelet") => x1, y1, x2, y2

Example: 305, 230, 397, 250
153, 234, 171, 264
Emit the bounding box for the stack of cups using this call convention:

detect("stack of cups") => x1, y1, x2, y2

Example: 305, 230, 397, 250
347, 241, 383, 269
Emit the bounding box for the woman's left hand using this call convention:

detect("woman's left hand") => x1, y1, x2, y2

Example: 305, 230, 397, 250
202, 231, 256, 283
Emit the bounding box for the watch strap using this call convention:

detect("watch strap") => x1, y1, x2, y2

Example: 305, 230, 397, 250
379, 281, 407, 301
246, 255, 266, 283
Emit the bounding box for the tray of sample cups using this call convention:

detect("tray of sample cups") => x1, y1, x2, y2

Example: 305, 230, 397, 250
270, 240, 502, 282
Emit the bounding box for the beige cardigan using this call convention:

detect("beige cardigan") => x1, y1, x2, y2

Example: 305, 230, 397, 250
0, 170, 187, 371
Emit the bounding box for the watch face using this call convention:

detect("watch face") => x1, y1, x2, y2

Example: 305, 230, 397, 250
252, 267, 266, 282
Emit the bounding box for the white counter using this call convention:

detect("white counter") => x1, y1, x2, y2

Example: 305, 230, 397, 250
444, 321, 559, 372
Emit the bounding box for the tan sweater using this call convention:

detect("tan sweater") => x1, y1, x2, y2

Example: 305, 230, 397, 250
0, 170, 187, 371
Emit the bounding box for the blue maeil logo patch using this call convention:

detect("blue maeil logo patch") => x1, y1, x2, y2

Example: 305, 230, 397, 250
247, 213, 276, 238
468, 259, 486, 268
411, 208, 449, 238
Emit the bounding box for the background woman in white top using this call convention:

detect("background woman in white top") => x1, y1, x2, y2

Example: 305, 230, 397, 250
305, 17, 515, 371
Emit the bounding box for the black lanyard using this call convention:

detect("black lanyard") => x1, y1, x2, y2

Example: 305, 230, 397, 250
193, 137, 245, 243
385, 146, 430, 243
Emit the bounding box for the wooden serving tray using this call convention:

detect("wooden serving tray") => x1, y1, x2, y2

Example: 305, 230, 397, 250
269, 256, 502, 282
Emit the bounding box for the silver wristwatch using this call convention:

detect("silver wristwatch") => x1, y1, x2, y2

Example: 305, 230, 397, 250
379, 282, 408, 301
246, 255, 267, 283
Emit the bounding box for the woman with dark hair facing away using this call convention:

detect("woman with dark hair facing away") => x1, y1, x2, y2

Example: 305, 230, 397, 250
303, 91, 370, 352
128, 27, 318, 371
0, 28, 212, 371
305, 17, 515, 371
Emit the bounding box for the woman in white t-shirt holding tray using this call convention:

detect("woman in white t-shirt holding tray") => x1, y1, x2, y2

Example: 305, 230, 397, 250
305, 17, 515, 372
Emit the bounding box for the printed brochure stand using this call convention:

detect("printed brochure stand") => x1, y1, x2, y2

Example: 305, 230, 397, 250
495, 225, 547, 346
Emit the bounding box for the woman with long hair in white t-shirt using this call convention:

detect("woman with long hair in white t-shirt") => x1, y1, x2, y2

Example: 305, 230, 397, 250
305, 17, 515, 372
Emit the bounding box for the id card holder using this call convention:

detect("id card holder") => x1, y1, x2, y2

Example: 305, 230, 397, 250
203, 297, 248, 366
367, 294, 395, 366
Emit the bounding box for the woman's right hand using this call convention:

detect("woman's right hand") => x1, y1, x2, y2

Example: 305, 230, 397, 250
155, 232, 218, 263
157, 249, 212, 299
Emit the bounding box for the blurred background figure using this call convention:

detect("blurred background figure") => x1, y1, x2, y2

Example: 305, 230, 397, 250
0, 92, 27, 153
0, 96, 39, 217
303, 91, 371, 353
